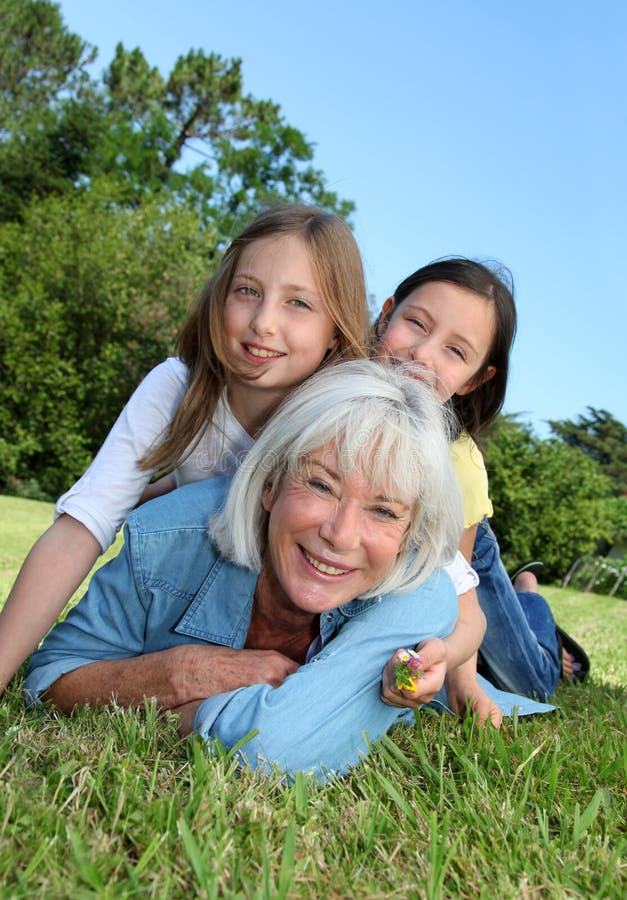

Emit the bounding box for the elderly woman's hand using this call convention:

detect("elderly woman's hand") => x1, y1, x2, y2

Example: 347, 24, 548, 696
380, 638, 448, 708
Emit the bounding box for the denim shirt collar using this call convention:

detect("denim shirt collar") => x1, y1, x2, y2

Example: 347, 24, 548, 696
174, 554, 381, 649
339, 596, 381, 617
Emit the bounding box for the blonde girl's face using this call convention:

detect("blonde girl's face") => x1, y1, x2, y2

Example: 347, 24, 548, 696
377, 281, 496, 402
223, 234, 338, 398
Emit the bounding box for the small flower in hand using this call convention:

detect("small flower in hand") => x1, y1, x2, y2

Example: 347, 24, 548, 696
394, 649, 424, 693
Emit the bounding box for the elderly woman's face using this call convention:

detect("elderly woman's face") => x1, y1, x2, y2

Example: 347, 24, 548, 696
261, 443, 413, 615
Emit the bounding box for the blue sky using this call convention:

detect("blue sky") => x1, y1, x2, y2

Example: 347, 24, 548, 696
59, 0, 627, 435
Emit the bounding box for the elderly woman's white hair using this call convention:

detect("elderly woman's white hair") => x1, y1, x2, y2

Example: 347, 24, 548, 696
211, 360, 462, 597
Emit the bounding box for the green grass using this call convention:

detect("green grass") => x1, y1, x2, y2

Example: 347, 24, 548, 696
1, 495, 625, 898
0, 495, 125, 610
0, 495, 55, 595
543, 585, 627, 688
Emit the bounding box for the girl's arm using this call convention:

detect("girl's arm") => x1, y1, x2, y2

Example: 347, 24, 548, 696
442, 584, 485, 670
380, 525, 503, 726
0, 514, 100, 692
1, 362, 189, 695
443, 525, 502, 725
54, 360, 187, 550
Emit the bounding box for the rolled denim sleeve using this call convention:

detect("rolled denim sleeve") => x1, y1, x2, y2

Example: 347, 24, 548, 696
194, 569, 458, 781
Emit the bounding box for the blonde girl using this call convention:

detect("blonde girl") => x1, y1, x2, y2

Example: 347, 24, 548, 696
0, 204, 369, 694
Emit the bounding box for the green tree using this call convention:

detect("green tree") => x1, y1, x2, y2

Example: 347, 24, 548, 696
0, 0, 103, 221
0, 0, 94, 123
484, 419, 617, 579
0, 2, 356, 497
0, 2, 353, 235
98, 43, 354, 236
548, 407, 627, 497
0, 185, 214, 497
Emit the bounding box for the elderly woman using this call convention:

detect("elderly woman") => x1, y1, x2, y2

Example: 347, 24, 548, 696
25, 361, 462, 780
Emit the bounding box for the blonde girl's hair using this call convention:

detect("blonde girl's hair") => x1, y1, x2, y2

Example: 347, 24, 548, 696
140, 204, 369, 474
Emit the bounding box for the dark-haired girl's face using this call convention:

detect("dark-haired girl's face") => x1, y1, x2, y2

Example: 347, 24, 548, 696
377, 282, 496, 402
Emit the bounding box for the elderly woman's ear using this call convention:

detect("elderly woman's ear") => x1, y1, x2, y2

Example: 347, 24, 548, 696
261, 481, 274, 513
398, 523, 413, 558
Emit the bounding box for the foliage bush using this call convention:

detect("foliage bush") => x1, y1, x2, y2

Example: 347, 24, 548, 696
484, 419, 619, 580
549, 407, 627, 497
0, 0, 356, 499
0, 187, 213, 497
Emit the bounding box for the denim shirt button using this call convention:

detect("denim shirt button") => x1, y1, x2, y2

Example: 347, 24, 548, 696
326, 613, 333, 622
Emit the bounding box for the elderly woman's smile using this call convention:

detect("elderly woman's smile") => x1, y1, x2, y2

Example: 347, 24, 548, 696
260, 443, 413, 617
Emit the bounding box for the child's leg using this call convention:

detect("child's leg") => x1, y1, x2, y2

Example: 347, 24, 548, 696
472, 519, 560, 699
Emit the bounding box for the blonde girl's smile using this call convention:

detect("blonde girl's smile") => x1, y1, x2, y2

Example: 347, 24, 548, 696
241, 343, 285, 361
223, 233, 338, 394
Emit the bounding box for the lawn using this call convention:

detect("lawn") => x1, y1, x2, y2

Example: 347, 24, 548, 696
0, 495, 625, 898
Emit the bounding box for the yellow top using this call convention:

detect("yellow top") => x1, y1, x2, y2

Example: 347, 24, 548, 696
450, 432, 493, 528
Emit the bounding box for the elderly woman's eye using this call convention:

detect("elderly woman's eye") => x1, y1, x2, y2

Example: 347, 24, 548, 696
308, 478, 332, 494
373, 506, 398, 520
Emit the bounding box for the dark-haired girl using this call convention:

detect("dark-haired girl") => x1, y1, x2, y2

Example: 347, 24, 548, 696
377, 259, 561, 721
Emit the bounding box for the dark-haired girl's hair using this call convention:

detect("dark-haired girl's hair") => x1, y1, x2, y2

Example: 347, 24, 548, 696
379, 258, 517, 438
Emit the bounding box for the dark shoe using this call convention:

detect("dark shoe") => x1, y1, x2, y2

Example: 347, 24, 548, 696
555, 626, 590, 682
510, 560, 545, 582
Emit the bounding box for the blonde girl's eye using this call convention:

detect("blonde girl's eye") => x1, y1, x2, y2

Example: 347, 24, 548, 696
235, 284, 259, 298
289, 297, 312, 310
448, 345, 466, 361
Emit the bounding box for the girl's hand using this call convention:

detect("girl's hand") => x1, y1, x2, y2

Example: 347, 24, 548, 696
380, 638, 447, 708
137, 473, 177, 507
445, 667, 503, 728
172, 699, 204, 736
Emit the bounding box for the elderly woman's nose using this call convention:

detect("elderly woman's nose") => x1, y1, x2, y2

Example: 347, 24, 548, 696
319, 501, 361, 550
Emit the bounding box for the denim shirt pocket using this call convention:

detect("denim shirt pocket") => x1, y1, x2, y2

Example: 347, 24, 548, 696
174, 555, 257, 648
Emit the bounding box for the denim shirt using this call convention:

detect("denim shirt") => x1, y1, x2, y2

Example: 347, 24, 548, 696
25, 478, 458, 780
